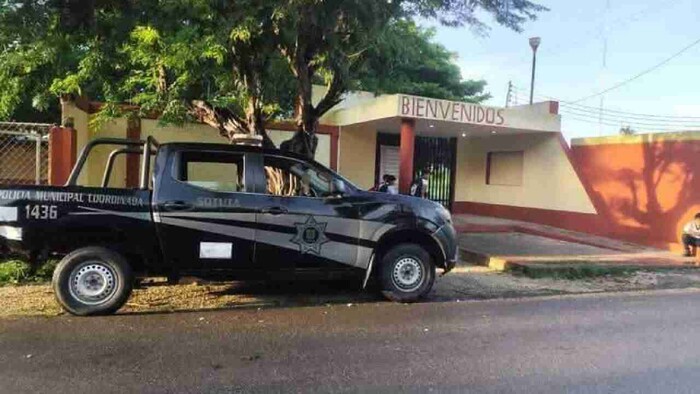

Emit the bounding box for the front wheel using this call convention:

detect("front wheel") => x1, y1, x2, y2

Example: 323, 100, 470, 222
52, 247, 133, 316
379, 243, 435, 302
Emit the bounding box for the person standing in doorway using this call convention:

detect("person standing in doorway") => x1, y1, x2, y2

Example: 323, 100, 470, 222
370, 174, 388, 192
378, 174, 398, 194
410, 169, 430, 199
386, 175, 399, 194
681, 213, 700, 257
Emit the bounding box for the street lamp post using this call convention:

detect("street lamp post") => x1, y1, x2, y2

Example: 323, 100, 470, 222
529, 37, 541, 105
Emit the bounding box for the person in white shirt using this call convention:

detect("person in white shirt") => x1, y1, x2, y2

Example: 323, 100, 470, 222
385, 175, 398, 195
682, 213, 700, 256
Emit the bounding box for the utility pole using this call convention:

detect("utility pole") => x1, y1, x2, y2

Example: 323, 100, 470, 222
529, 37, 541, 105
505, 81, 513, 107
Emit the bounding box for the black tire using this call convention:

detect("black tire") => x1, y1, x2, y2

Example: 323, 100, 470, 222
52, 247, 133, 316
379, 243, 435, 302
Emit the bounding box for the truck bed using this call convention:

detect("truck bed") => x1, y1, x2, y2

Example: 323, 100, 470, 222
0, 185, 159, 269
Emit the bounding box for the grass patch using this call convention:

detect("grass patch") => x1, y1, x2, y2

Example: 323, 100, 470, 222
511, 263, 636, 280
0, 259, 57, 285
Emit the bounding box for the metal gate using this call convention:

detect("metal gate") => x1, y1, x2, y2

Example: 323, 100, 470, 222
0, 122, 51, 185
413, 136, 457, 209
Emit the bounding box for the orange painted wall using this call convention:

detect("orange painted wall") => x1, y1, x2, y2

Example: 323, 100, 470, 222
571, 137, 700, 250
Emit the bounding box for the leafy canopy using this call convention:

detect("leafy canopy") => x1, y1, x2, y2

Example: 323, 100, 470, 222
0, 0, 546, 138
358, 20, 490, 103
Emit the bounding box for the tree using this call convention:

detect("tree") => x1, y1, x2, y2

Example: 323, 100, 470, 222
113, 1, 294, 148
270, 0, 546, 158
620, 125, 636, 135
357, 20, 490, 103
0, 0, 546, 159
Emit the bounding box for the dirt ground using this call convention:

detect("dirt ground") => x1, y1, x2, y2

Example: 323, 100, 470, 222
3, 265, 700, 317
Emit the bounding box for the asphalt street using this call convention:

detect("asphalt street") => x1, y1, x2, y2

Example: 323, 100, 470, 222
2, 289, 700, 393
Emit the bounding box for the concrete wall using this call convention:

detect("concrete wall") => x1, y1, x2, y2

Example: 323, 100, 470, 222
571, 132, 700, 249
454, 133, 596, 214
89, 118, 129, 187
338, 124, 377, 190
141, 119, 224, 144
61, 103, 129, 187
62, 102, 334, 188
61, 101, 90, 185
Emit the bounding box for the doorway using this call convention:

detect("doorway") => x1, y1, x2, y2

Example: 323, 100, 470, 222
375, 133, 457, 209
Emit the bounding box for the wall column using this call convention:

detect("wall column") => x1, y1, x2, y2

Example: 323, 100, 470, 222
125, 117, 142, 188
399, 118, 415, 194
48, 126, 77, 186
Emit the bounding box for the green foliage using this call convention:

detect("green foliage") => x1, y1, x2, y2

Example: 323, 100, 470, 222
620, 126, 636, 135
358, 20, 490, 102
405, 0, 548, 32
513, 263, 634, 280
0, 260, 30, 284
0, 0, 545, 137
0, 259, 56, 285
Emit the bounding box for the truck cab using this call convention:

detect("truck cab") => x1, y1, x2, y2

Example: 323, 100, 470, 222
0, 137, 458, 315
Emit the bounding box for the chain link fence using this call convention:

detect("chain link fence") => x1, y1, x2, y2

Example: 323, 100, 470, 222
0, 122, 52, 185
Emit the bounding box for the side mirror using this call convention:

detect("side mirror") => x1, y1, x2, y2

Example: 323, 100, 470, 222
331, 178, 346, 196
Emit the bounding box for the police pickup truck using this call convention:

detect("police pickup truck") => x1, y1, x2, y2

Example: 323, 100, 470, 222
0, 137, 457, 315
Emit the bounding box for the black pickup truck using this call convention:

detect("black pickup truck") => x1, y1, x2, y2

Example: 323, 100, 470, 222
0, 137, 457, 315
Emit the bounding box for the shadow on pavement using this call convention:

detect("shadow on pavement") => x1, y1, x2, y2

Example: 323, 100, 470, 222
116, 278, 386, 317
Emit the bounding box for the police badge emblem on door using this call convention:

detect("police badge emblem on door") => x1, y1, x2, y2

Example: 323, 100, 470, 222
291, 216, 329, 254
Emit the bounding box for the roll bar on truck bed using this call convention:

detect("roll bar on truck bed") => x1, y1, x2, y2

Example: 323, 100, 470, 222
66, 136, 160, 189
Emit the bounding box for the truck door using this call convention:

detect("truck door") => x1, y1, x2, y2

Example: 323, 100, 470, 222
153, 147, 263, 272
254, 154, 363, 271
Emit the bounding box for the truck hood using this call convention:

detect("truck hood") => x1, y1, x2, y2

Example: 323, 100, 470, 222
355, 190, 451, 226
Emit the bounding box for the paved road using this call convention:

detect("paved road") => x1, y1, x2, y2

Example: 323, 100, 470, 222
2, 289, 700, 393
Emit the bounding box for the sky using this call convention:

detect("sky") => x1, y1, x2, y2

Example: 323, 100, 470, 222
421, 0, 700, 141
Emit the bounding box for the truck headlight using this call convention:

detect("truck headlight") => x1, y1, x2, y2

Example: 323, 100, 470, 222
436, 204, 452, 224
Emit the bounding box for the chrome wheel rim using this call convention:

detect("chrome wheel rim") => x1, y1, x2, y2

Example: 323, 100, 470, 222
68, 261, 117, 305
392, 257, 424, 292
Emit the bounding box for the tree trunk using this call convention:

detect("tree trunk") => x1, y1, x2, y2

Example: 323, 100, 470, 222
56, 0, 96, 31
189, 100, 276, 149
280, 127, 318, 159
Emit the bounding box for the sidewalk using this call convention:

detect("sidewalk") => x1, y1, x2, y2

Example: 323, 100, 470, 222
453, 214, 698, 272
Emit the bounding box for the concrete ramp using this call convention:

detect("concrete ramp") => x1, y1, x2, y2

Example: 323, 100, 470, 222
454, 215, 697, 272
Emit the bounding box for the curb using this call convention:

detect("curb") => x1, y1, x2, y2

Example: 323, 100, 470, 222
458, 247, 700, 274
459, 248, 509, 271
454, 224, 634, 252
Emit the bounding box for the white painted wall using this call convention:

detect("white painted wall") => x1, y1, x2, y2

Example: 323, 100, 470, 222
455, 133, 596, 214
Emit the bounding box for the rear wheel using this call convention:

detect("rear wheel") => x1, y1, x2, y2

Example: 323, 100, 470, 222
379, 243, 435, 302
52, 247, 133, 316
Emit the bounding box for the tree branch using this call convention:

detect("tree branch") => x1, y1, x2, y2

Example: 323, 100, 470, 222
189, 100, 247, 140
314, 71, 346, 117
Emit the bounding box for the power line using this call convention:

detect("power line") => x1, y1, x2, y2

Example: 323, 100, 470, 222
557, 103, 700, 125
559, 111, 700, 132
511, 85, 700, 121
510, 88, 700, 130
558, 106, 700, 128
559, 105, 700, 125
548, 96, 700, 120
569, 35, 700, 103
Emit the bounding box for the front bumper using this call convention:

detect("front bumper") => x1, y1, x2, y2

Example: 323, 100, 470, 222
433, 222, 458, 273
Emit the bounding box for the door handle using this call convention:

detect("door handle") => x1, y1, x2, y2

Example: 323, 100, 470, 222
163, 200, 193, 211
261, 206, 288, 215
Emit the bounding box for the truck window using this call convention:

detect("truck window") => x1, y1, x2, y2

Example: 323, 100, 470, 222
263, 156, 333, 198
177, 151, 245, 193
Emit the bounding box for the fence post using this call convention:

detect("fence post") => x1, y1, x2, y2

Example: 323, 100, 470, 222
35, 133, 41, 184
48, 126, 77, 186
